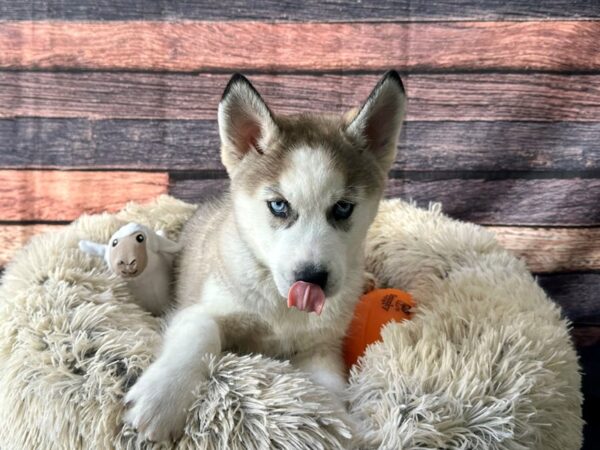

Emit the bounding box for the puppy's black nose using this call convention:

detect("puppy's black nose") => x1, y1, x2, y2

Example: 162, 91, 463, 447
294, 265, 329, 290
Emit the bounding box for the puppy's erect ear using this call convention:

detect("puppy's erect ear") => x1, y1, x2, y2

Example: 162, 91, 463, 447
346, 70, 406, 172
218, 73, 278, 175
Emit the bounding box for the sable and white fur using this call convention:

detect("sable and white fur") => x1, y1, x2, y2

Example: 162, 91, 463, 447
79, 223, 181, 316
124, 72, 407, 441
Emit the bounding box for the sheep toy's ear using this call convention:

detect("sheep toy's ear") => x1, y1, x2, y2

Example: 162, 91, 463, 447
155, 231, 182, 254
78, 240, 107, 258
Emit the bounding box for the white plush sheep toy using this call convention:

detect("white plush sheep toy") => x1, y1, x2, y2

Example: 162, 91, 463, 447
78, 223, 182, 316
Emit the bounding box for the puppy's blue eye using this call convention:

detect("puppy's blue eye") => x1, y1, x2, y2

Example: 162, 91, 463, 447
332, 201, 354, 220
268, 200, 289, 218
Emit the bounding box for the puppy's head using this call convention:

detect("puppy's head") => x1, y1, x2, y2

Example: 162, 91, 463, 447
218, 72, 406, 304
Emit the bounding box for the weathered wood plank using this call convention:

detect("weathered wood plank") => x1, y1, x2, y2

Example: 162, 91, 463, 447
537, 273, 600, 324
0, 119, 219, 169
0, 170, 168, 221
1, 118, 599, 173
1, 1, 599, 21
406, 74, 600, 122
0, 21, 599, 72
169, 177, 600, 226
169, 178, 229, 204
0, 224, 64, 267
571, 325, 600, 348
488, 227, 600, 273
385, 178, 600, 226
3, 72, 600, 122
400, 121, 600, 172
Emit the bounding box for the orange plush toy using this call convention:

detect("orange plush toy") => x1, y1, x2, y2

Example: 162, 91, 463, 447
343, 288, 415, 369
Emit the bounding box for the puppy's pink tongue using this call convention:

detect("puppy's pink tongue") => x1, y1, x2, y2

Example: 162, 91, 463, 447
287, 281, 326, 315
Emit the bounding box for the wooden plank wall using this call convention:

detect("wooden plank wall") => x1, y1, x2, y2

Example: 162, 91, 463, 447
0, 1, 598, 445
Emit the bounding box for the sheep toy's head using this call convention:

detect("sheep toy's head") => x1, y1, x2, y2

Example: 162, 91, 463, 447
79, 223, 180, 279
107, 224, 149, 278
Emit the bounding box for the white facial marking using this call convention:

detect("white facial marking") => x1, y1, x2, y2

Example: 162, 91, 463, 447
234, 146, 380, 301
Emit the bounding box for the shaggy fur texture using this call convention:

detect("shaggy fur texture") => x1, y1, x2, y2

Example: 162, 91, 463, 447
0, 196, 582, 449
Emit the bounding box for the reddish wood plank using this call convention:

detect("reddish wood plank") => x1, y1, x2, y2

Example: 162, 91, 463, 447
487, 226, 600, 273
0, 21, 599, 71
0, 170, 168, 221
0, 224, 64, 266
2, 72, 600, 122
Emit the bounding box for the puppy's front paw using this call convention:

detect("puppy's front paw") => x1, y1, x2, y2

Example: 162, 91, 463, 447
123, 363, 189, 442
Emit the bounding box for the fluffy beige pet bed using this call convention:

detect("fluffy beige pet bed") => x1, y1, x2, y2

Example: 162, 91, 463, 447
0, 196, 582, 449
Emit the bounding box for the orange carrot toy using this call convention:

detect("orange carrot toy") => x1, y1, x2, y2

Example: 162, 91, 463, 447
343, 288, 415, 369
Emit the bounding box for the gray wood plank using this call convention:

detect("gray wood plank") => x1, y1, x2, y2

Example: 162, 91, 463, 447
1, 1, 598, 20
169, 177, 229, 203
3, 72, 600, 122
169, 177, 600, 226
385, 178, 600, 226
1, 118, 599, 173
538, 273, 600, 324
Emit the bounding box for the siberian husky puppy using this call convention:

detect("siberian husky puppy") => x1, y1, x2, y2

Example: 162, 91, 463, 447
124, 71, 406, 442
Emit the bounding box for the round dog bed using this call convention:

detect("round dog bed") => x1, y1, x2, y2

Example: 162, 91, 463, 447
0, 196, 582, 449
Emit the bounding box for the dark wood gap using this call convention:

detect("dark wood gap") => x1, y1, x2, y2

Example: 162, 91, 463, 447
0, 219, 72, 226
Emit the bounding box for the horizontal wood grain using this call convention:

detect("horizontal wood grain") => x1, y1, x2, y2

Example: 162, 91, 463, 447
385, 178, 600, 226
1, 21, 599, 72
1, 118, 599, 173
1, 1, 599, 21
3, 72, 600, 122
0, 224, 64, 266
0, 170, 168, 221
489, 227, 600, 273
169, 178, 229, 204
170, 177, 600, 226
537, 273, 600, 324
